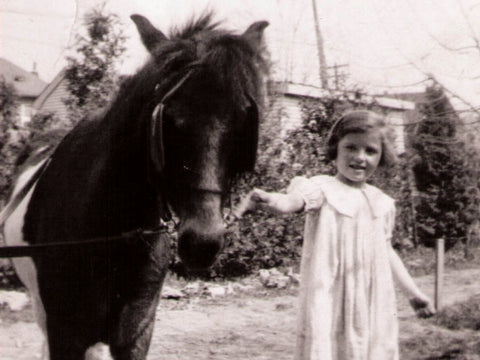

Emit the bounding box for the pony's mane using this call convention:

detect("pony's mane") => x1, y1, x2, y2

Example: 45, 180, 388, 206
139, 12, 266, 107
169, 12, 222, 39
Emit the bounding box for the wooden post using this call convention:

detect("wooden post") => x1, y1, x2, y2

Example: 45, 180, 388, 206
311, 0, 328, 89
435, 238, 445, 311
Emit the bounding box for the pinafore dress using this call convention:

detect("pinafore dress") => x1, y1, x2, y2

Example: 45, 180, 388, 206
288, 175, 398, 360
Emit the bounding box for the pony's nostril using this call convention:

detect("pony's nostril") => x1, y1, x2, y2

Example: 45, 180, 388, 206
178, 230, 223, 270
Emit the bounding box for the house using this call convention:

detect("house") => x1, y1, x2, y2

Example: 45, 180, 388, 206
33, 70, 128, 127
33, 68, 70, 124
0, 58, 47, 124
380, 92, 430, 127
268, 82, 417, 154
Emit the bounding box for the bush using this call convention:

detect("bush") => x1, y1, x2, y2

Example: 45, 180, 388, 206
411, 85, 480, 251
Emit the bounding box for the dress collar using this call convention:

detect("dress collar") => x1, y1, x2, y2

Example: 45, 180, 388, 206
320, 177, 393, 218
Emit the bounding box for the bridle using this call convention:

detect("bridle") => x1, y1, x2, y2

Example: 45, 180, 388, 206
149, 69, 195, 175
148, 67, 227, 225
148, 68, 254, 238
149, 68, 227, 196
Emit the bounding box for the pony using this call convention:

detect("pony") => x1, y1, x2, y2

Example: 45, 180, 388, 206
3, 13, 268, 360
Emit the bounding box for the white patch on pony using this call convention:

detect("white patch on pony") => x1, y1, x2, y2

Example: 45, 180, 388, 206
84, 343, 112, 360
3, 158, 49, 357
200, 120, 223, 192
31, 145, 50, 158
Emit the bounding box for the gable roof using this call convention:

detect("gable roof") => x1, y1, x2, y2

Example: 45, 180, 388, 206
380, 92, 428, 106
33, 68, 67, 110
0, 58, 47, 98
274, 82, 416, 110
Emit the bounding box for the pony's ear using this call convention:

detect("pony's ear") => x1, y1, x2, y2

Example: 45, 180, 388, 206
131, 14, 168, 52
242, 21, 269, 49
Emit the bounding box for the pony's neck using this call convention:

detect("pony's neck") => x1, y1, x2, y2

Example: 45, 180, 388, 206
95, 78, 162, 226
103, 77, 151, 154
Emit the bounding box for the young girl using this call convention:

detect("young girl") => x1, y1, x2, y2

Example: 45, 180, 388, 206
242, 110, 435, 360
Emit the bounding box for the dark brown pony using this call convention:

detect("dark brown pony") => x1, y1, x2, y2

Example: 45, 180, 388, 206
3, 13, 268, 359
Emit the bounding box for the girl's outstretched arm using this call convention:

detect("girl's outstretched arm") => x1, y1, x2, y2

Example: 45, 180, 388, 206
388, 246, 436, 317
236, 188, 305, 216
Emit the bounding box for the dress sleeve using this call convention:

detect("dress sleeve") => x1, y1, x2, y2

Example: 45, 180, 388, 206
287, 176, 325, 211
384, 201, 396, 244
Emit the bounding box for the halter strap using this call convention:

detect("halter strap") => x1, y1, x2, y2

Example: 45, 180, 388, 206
150, 70, 195, 172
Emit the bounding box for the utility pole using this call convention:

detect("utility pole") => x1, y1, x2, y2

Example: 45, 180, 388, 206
311, 0, 328, 89
327, 63, 349, 90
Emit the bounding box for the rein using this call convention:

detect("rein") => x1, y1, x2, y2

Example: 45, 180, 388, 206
0, 227, 169, 259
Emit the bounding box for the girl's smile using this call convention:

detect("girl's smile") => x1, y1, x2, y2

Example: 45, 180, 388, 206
335, 131, 382, 187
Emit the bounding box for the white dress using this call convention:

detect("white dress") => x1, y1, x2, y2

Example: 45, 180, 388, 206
288, 175, 399, 360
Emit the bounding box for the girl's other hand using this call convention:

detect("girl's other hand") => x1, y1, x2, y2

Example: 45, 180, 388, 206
409, 295, 436, 318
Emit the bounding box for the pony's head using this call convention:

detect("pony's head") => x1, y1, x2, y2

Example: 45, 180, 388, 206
131, 13, 268, 270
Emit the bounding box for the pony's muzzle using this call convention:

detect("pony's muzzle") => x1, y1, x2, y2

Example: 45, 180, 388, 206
177, 226, 226, 270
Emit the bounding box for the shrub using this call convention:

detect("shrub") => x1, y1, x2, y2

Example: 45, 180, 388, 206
411, 85, 480, 251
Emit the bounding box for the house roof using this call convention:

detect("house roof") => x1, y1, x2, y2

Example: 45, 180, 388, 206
379, 92, 428, 105
381, 91, 459, 118
273, 82, 416, 111
0, 58, 47, 98
33, 68, 67, 110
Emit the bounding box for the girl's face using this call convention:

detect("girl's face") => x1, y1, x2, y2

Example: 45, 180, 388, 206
335, 131, 382, 187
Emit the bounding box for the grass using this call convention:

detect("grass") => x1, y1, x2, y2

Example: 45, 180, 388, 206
399, 245, 480, 277
395, 245, 480, 359
400, 293, 480, 360
435, 294, 480, 331
401, 327, 480, 360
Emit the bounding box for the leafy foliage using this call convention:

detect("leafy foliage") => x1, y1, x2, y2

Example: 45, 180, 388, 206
0, 77, 18, 145
0, 77, 26, 203
0, 78, 29, 287
27, 111, 62, 134
63, 4, 126, 125
411, 85, 480, 250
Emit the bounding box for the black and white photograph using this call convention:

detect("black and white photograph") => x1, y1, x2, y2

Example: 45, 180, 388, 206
1, 1, 480, 359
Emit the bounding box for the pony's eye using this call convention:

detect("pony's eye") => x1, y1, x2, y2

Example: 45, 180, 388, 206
173, 116, 187, 128
164, 107, 186, 129
164, 101, 193, 128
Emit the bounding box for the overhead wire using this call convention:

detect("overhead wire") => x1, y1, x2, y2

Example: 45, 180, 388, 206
368, 0, 480, 119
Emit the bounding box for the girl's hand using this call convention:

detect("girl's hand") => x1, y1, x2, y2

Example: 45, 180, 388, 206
409, 295, 436, 318
234, 188, 304, 216
233, 189, 271, 218
250, 189, 271, 205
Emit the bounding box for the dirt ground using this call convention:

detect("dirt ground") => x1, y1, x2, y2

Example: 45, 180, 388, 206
1, 267, 480, 360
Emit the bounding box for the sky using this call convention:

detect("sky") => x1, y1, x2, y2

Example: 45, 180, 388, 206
1, 0, 480, 112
